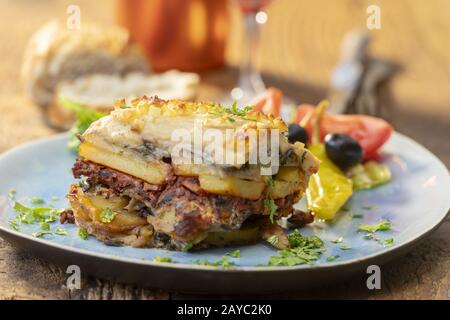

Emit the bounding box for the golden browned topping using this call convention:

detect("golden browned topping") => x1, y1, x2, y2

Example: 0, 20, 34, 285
111, 96, 288, 132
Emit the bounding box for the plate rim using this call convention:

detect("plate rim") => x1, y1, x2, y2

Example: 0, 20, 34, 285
0, 131, 449, 273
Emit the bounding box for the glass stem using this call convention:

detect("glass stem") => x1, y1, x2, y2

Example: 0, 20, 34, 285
239, 12, 265, 95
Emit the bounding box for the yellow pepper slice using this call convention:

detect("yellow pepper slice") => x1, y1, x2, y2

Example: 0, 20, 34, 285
306, 144, 353, 220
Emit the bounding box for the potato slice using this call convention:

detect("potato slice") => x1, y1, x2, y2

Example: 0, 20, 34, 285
275, 167, 301, 182
199, 175, 265, 200
79, 142, 169, 184
173, 163, 263, 181
68, 186, 148, 232
88, 194, 128, 211
269, 180, 302, 199
110, 212, 149, 230
68, 186, 153, 247
173, 163, 217, 177
87, 195, 146, 228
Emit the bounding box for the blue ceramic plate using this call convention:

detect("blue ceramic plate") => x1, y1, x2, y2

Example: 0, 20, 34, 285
0, 132, 448, 293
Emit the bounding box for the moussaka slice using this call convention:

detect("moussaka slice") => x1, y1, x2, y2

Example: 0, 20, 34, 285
67, 96, 319, 250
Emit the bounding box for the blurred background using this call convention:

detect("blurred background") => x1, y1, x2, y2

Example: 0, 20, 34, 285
0, 0, 449, 300
0, 0, 449, 166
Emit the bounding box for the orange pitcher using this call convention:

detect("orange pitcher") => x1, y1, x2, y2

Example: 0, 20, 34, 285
116, 0, 229, 72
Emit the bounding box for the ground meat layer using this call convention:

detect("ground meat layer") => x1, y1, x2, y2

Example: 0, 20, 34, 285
71, 159, 309, 246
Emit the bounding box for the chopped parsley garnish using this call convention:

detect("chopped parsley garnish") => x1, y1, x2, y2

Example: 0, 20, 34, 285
30, 197, 44, 204
227, 101, 255, 117
331, 237, 343, 244
55, 229, 68, 236
217, 256, 234, 268
78, 228, 89, 240
363, 232, 395, 246
182, 241, 193, 252
195, 256, 235, 268
9, 198, 69, 237
12, 201, 60, 226
208, 101, 256, 122
268, 231, 325, 266
339, 245, 352, 250
32, 231, 52, 238
264, 199, 278, 223
358, 220, 392, 233
13, 201, 36, 224
227, 249, 241, 258
99, 208, 117, 223
287, 229, 324, 248
195, 259, 212, 266
327, 255, 340, 262
351, 214, 364, 219
362, 205, 377, 210
154, 256, 173, 263
39, 222, 50, 231
51, 196, 60, 201
9, 220, 19, 231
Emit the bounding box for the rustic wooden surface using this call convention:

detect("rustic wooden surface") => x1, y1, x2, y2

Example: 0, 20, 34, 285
0, 0, 449, 299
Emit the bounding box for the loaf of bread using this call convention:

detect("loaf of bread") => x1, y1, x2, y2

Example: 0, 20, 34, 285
54, 71, 200, 128
57, 71, 200, 112
21, 19, 150, 128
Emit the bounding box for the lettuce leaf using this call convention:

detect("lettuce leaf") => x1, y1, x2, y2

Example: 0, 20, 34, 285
59, 95, 106, 152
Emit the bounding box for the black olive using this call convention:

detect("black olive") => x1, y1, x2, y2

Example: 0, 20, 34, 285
288, 124, 308, 144
325, 133, 363, 169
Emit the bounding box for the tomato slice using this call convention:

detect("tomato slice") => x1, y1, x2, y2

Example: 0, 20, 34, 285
249, 87, 283, 117
295, 104, 393, 159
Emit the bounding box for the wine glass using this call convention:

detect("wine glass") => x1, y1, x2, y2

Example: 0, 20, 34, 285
226, 0, 272, 104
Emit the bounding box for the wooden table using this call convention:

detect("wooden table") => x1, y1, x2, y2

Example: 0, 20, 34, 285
0, 0, 449, 299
